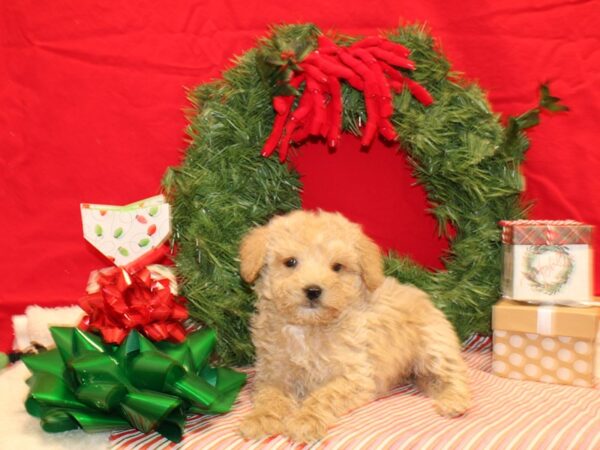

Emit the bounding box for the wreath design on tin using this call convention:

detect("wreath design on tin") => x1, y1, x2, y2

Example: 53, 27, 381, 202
524, 245, 575, 295
164, 24, 565, 365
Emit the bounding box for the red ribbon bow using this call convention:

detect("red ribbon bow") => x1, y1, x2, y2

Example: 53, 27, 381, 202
79, 245, 188, 345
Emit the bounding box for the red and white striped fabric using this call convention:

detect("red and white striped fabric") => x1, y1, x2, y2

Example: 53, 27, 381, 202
110, 336, 600, 449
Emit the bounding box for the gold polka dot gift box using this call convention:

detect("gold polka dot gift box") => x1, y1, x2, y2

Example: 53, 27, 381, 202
500, 220, 594, 304
492, 300, 600, 387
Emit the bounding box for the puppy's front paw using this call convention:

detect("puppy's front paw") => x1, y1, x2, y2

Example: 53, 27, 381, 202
433, 389, 471, 417
285, 410, 328, 443
239, 411, 285, 440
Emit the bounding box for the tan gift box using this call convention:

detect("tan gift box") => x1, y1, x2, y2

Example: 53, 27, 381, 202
492, 299, 600, 387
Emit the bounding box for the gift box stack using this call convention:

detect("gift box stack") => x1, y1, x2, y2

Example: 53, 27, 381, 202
20, 195, 246, 443
493, 220, 599, 387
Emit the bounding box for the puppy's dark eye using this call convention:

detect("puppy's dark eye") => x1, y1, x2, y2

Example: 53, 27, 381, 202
332, 262, 343, 272
284, 257, 298, 268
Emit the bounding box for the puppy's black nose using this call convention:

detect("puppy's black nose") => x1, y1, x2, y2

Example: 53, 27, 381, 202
304, 285, 322, 301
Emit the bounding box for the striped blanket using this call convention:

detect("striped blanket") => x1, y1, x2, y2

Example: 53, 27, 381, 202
110, 336, 600, 449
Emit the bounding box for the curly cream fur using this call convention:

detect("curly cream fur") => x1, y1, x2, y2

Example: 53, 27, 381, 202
239, 210, 470, 442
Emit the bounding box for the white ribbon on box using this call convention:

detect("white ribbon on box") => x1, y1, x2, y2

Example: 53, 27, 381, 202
537, 305, 555, 335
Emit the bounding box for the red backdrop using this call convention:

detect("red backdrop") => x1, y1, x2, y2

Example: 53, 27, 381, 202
1, 0, 599, 352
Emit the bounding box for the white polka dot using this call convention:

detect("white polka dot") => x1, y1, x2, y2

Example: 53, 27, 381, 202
557, 367, 572, 381
525, 333, 539, 341
508, 371, 524, 380
525, 345, 540, 359
574, 341, 590, 355
574, 360, 589, 374
524, 364, 540, 377
541, 356, 557, 370
494, 343, 507, 356
495, 330, 507, 338
558, 336, 572, 344
540, 374, 556, 384
557, 349, 573, 362
509, 353, 524, 366
542, 338, 556, 351
510, 335, 524, 348
573, 378, 590, 387
492, 360, 507, 374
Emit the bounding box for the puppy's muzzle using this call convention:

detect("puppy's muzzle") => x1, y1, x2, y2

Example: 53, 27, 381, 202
303, 285, 322, 305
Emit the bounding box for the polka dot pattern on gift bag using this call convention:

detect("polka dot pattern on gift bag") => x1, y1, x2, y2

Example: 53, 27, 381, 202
492, 331, 594, 387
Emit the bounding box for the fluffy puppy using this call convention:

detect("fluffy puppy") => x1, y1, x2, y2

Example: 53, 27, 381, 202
238, 210, 470, 442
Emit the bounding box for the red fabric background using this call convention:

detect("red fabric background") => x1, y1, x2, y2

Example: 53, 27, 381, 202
1, 0, 599, 352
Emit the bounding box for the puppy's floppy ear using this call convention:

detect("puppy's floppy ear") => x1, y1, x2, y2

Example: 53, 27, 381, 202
239, 225, 268, 283
357, 232, 385, 292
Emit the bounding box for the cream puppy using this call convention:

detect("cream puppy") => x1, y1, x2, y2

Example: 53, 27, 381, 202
239, 210, 470, 442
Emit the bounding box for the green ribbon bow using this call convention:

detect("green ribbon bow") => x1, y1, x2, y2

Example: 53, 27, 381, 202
23, 327, 247, 443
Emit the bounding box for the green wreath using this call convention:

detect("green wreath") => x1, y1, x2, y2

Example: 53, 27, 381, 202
524, 245, 574, 295
164, 24, 564, 365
